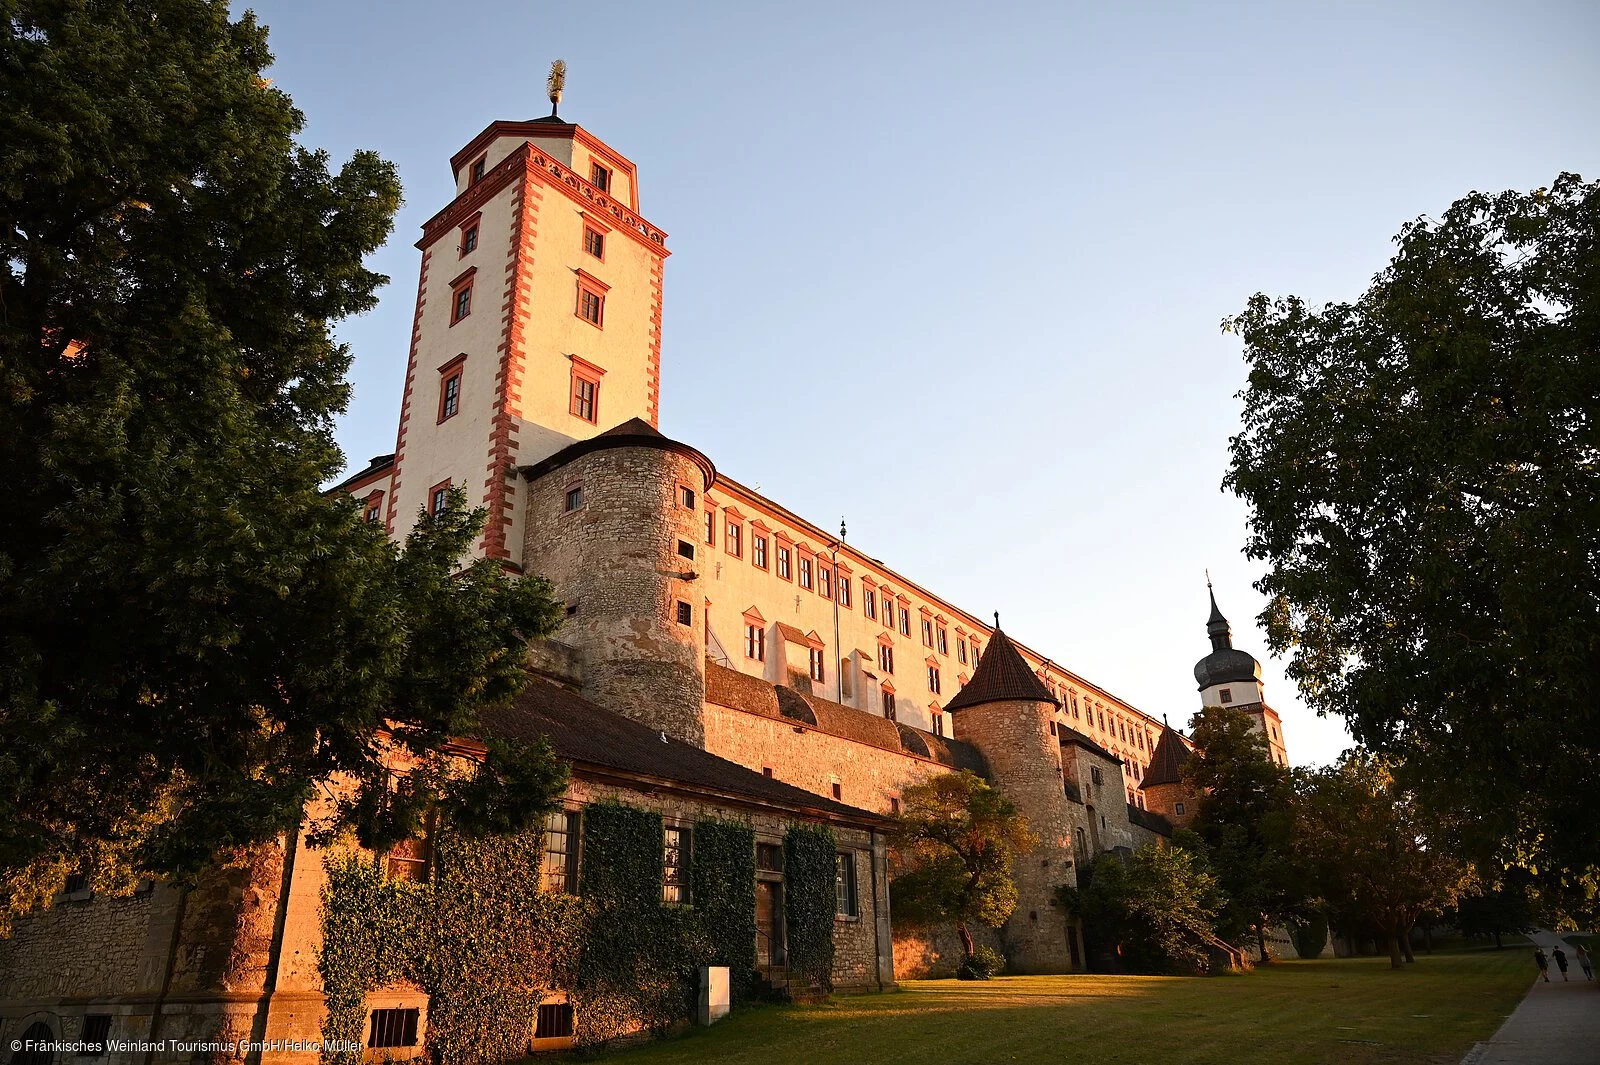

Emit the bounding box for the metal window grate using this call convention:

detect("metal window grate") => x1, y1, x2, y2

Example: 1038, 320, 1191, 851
535, 1002, 574, 1039
77, 1015, 111, 1057
368, 1008, 419, 1049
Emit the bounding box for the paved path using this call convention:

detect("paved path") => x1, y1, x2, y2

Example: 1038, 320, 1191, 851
1461, 929, 1598, 1064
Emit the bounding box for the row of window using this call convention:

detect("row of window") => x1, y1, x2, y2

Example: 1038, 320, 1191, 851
464, 149, 613, 197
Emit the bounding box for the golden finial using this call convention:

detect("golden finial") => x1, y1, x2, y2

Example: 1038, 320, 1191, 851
547, 59, 567, 118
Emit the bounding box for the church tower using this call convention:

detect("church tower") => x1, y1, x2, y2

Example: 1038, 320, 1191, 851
382, 75, 669, 568
1191, 584, 1288, 766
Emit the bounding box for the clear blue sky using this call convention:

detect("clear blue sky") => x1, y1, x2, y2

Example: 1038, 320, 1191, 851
243, 0, 1598, 769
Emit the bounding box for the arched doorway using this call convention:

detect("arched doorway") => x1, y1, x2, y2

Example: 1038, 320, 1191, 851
12, 1021, 56, 1065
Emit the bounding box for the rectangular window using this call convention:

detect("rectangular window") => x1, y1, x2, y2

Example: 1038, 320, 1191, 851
831, 782, 842, 800
838, 576, 851, 608
677, 540, 695, 560
864, 589, 877, 620
1091, 766, 1105, 786
818, 565, 831, 599
835, 853, 859, 917
675, 600, 693, 626
578, 287, 604, 326
704, 511, 716, 546
898, 606, 911, 636
921, 618, 934, 647
890, 797, 901, 816
745, 624, 766, 662
798, 557, 813, 590
679, 485, 696, 509
878, 643, 895, 674
78, 1015, 111, 1057
365, 496, 383, 524
777, 547, 791, 580
726, 522, 742, 558
1219, 687, 1233, 704
663, 826, 691, 905
461, 224, 478, 255
451, 283, 472, 323
439, 370, 462, 422
583, 226, 605, 259
881, 690, 896, 720
570, 374, 599, 424
928, 665, 941, 694
937, 627, 948, 655
429, 481, 451, 517
535, 1002, 574, 1041
752, 535, 768, 569
590, 162, 611, 190
971, 643, 981, 665
756, 842, 783, 871
368, 1008, 419, 1049
808, 647, 825, 683
470, 155, 486, 184
386, 819, 432, 882
541, 809, 579, 893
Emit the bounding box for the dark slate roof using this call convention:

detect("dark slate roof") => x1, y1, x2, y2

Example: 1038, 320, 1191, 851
1058, 727, 1122, 765
1195, 587, 1262, 689
943, 626, 1059, 712
1141, 723, 1193, 788
517, 417, 716, 489
479, 674, 880, 822
326, 453, 395, 495
1128, 804, 1174, 836
704, 662, 989, 777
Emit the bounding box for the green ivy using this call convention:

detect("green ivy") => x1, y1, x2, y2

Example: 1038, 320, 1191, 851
783, 824, 837, 992
691, 819, 758, 1002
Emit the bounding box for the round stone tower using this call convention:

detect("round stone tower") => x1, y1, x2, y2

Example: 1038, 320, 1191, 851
946, 622, 1079, 974
519, 418, 715, 745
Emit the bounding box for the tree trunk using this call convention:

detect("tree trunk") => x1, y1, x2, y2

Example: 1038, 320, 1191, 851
1258, 921, 1271, 963
1400, 926, 1416, 964
1386, 930, 1405, 969
1493, 930, 1503, 950
956, 922, 975, 958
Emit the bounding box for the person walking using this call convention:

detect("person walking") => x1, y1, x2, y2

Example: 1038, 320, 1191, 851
1551, 945, 1570, 980
1574, 943, 1594, 981
1534, 947, 1551, 982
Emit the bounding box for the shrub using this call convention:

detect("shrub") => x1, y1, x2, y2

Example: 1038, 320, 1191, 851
1292, 914, 1329, 959
956, 946, 1005, 980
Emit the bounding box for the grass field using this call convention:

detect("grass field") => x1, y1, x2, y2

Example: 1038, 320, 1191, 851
597, 947, 1534, 1065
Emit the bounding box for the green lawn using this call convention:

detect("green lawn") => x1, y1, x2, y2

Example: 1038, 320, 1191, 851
599, 948, 1534, 1065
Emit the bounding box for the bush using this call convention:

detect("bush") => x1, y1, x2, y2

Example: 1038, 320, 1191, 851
1292, 914, 1329, 959
956, 946, 1005, 980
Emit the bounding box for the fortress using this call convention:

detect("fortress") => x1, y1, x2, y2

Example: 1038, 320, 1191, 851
0, 108, 1292, 1062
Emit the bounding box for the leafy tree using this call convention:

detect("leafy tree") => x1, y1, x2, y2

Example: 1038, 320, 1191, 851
1059, 844, 1224, 974
1223, 174, 1600, 887
888, 771, 1036, 964
1183, 706, 1303, 960
1455, 873, 1536, 950
1294, 753, 1470, 968
0, 0, 567, 929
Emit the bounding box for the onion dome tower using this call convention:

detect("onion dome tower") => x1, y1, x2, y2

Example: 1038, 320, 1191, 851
1191, 580, 1288, 766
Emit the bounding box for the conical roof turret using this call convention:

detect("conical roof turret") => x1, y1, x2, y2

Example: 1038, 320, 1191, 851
1141, 718, 1193, 789
944, 617, 1059, 712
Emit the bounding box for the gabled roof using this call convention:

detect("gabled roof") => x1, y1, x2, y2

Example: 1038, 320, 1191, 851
943, 625, 1059, 712
326, 453, 394, 495
1141, 722, 1193, 789
1058, 727, 1122, 765
479, 674, 881, 823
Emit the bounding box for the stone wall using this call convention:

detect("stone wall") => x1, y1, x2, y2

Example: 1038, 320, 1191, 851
522, 444, 708, 745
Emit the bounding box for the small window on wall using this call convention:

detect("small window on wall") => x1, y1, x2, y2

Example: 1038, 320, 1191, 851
364, 494, 383, 524
704, 510, 716, 546
583, 226, 605, 260
1090, 766, 1104, 786
469, 155, 486, 184
752, 534, 768, 569
932, 713, 945, 738
533, 1000, 574, 1049
1219, 688, 1233, 704
808, 647, 825, 683
798, 557, 813, 590
864, 589, 877, 620
429, 481, 451, 517
662, 825, 691, 905
564, 485, 584, 512
577, 285, 604, 327
438, 367, 462, 423
1175, 802, 1186, 816
921, 618, 934, 647
675, 600, 693, 627
745, 624, 766, 662
80, 1015, 111, 1056
726, 521, 742, 558
368, 1008, 419, 1050
590, 162, 611, 190
889, 796, 901, 816
541, 809, 579, 893
777, 546, 792, 580
881, 690, 896, 720
461, 224, 478, 255
957, 639, 967, 664
831, 782, 843, 801
679, 485, 696, 509
936, 627, 948, 655
570, 372, 599, 424
835, 852, 859, 917
386, 819, 433, 882
927, 665, 941, 695
898, 606, 911, 636
757, 842, 783, 870
838, 576, 851, 608
818, 565, 832, 599
878, 643, 894, 674
677, 540, 695, 561
451, 282, 472, 324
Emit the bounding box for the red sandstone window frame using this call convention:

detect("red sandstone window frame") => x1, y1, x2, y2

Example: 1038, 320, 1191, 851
590, 161, 612, 191
752, 532, 768, 569
458, 211, 481, 259
927, 659, 942, 695
837, 575, 851, 609
863, 587, 876, 620
436, 353, 467, 424
776, 545, 792, 581
798, 555, 813, 591
744, 623, 766, 662
448, 267, 476, 326
725, 519, 743, 559
469, 154, 487, 185
363, 490, 384, 524
817, 563, 831, 599
897, 603, 911, 637
877, 637, 895, 675
936, 625, 949, 656
428, 479, 451, 518
568, 355, 606, 425
920, 616, 934, 648
575, 270, 609, 328
583, 225, 606, 262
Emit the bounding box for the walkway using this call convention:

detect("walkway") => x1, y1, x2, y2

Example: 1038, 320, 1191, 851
1460, 929, 1598, 1065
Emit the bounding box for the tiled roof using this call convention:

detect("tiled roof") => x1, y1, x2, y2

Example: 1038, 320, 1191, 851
943, 626, 1060, 712
478, 674, 879, 822
1058, 726, 1123, 765
704, 662, 988, 776
517, 416, 716, 488
1128, 804, 1174, 836
1141, 722, 1193, 788
326, 453, 395, 495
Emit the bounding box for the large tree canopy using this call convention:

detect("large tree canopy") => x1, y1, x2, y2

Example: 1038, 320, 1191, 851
0, 0, 565, 928
1223, 174, 1600, 881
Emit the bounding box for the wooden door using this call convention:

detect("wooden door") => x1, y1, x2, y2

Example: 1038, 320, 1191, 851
756, 880, 783, 966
